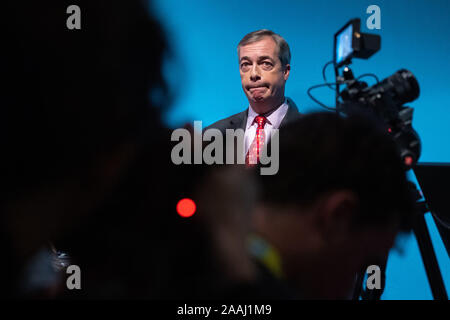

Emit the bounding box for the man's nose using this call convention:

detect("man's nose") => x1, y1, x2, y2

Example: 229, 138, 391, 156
250, 65, 261, 82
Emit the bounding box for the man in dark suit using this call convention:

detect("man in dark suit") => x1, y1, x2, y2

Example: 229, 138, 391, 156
206, 29, 302, 164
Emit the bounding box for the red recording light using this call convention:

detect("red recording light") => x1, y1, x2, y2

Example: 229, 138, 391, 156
404, 156, 413, 167
176, 198, 196, 218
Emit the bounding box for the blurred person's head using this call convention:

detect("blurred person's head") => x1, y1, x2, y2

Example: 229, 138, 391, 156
1, 0, 169, 295
195, 165, 258, 289
148, 164, 260, 299
252, 112, 416, 299
238, 30, 290, 114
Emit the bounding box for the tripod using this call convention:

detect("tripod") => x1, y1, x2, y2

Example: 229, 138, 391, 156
354, 178, 448, 300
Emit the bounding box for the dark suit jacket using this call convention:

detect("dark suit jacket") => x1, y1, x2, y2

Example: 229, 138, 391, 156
205, 97, 302, 133
203, 97, 302, 164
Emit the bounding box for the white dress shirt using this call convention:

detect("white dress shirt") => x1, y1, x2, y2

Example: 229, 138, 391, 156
244, 100, 289, 154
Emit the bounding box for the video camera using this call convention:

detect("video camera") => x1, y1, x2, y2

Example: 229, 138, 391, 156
312, 18, 422, 168
316, 18, 449, 301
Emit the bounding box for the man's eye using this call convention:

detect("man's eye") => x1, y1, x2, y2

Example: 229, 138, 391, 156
241, 62, 250, 68
262, 62, 273, 67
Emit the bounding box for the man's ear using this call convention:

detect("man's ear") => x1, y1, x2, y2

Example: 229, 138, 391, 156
315, 190, 359, 241
283, 64, 290, 81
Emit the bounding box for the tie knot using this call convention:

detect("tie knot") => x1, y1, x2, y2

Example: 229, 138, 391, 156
254, 115, 267, 129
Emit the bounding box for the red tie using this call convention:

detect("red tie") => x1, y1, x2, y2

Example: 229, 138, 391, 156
246, 115, 267, 165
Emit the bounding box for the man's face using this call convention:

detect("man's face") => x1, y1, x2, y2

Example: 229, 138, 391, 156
238, 37, 289, 110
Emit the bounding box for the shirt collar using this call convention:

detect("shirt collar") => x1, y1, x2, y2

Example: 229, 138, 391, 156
246, 99, 288, 130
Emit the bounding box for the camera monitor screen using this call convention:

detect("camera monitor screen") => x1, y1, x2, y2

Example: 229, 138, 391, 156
335, 24, 354, 66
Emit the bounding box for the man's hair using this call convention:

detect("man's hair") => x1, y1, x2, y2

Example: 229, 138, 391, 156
237, 29, 291, 68
257, 112, 417, 231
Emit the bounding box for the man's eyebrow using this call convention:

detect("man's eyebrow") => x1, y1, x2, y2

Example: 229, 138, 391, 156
239, 56, 275, 63
239, 56, 252, 63
257, 56, 275, 62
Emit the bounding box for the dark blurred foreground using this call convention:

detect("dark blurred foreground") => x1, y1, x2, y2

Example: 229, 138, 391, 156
1, 0, 417, 299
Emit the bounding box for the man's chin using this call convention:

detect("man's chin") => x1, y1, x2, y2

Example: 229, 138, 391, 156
249, 95, 268, 103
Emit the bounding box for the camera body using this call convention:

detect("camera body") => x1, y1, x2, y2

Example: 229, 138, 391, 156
334, 19, 421, 168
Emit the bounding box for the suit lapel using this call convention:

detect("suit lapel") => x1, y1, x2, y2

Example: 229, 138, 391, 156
229, 110, 248, 131
265, 98, 301, 157
230, 97, 300, 131
279, 97, 301, 129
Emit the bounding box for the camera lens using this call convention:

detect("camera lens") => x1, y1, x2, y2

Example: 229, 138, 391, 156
377, 69, 420, 106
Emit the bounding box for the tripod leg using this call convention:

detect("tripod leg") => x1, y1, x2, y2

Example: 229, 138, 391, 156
413, 213, 448, 300
352, 269, 365, 300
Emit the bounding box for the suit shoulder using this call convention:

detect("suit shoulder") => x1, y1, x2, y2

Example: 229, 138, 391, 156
204, 110, 246, 132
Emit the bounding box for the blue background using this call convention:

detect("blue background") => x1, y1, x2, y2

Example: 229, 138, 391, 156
151, 0, 450, 299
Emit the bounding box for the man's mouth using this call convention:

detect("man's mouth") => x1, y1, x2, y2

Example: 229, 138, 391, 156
247, 86, 268, 100
247, 85, 268, 94
247, 84, 268, 91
